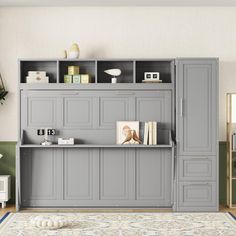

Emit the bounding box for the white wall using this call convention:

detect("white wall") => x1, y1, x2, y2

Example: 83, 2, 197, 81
0, 6, 235, 141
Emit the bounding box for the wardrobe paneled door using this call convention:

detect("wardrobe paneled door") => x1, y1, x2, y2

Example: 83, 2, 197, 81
176, 59, 218, 211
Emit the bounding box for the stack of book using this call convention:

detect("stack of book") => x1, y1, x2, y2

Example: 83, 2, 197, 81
26, 71, 49, 83
142, 121, 157, 145
64, 66, 91, 84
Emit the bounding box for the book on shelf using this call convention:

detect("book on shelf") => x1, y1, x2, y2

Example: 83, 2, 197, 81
153, 122, 157, 145
140, 121, 157, 145
148, 122, 153, 145
143, 122, 149, 145
139, 122, 145, 144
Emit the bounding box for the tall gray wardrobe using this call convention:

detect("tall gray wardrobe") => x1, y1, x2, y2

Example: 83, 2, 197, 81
16, 58, 218, 212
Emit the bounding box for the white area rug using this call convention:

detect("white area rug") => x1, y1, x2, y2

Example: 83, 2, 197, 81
0, 212, 236, 236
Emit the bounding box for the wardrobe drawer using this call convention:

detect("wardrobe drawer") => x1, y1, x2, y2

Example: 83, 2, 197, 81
178, 156, 216, 181
178, 182, 216, 207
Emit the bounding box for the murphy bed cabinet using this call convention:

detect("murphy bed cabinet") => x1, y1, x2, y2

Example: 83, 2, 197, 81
16, 58, 218, 211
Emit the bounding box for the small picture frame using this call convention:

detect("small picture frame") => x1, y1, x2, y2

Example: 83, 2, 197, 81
116, 121, 141, 144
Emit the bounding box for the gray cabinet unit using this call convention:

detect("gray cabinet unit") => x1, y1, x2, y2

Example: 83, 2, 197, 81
63, 148, 96, 200
21, 148, 61, 207
136, 149, 171, 206
176, 59, 218, 156
17, 58, 218, 212
175, 59, 218, 211
100, 148, 132, 200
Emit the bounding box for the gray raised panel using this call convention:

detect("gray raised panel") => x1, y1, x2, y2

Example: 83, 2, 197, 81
22, 92, 57, 128
178, 156, 216, 181
136, 149, 171, 205
178, 182, 216, 207
176, 59, 217, 155
64, 149, 94, 200
100, 148, 131, 200
135, 91, 172, 130
21, 148, 57, 206
99, 94, 131, 129
63, 96, 93, 128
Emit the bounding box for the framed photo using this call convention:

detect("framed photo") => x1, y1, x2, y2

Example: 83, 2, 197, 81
116, 121, 141, 144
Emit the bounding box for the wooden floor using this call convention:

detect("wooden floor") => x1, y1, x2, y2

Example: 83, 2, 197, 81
1, 205, 236, 218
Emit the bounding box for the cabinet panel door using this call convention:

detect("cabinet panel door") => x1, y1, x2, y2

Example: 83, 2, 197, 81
21, 91, 57, 128
64, 149, 95, 200
21, 148, 58, 206
136, 149, 171, 205
99, 93, 132, 129
100, 148, 132, 200
62, 93, 94, 129
176, 59, 218, 155
178, 182, 216, 207
178, 156, 216, 181
135, 91, 172, 130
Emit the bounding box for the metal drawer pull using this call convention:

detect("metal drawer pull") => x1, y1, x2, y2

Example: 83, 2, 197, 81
116, 92, 135, 96
185, 183, 211, 186
180, 98, 183, 117
61, 92, 79, 96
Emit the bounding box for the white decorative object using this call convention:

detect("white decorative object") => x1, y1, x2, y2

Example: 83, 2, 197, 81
58, 138, 74, 145
30, 216, 68, 230
26, 71, 49, 84
26, 76, 49, 83
104, 69, 122, 83
111, 77, 117, 83
0, 175, 11, 208
144, 72, 160, 80
67, 43, 80, 59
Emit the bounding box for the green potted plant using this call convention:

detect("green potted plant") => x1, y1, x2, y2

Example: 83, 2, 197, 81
0, 73, 8, 104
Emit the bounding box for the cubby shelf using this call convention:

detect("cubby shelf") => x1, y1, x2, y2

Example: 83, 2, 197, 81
19, 59, 175, 85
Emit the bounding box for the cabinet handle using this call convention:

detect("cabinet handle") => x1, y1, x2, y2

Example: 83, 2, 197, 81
61, 92, 79, 96
185, 183, 211, 186
116, 92, 135, 96
180, 98, 183, 117
188, 157, 210, 160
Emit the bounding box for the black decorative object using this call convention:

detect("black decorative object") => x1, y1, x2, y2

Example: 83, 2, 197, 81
0, 73, 8, 104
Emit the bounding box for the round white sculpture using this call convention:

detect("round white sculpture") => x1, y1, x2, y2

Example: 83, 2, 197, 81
104, 69, 122, 83
30, 216, 68, 230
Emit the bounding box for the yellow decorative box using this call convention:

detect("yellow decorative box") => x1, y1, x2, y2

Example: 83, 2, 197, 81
68, 66, 79, 75
64, 75, 73, 83
81, 74, 91, 84
73, 75, 81, 83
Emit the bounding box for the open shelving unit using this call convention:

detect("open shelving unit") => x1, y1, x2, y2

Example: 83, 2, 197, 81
19, 59, 174, 86
226, 93, 236, 208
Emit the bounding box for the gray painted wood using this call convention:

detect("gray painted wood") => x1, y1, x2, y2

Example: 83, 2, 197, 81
136, 149, 171, 206
175, 58, 218, 212
17, 58, 218, 211
178, 156, 216, 181
178, 182, 217, 208
176, 59, 218, 156
100, 148, 131, 200
21, 148, 59, 207
63, 148, 95, 200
